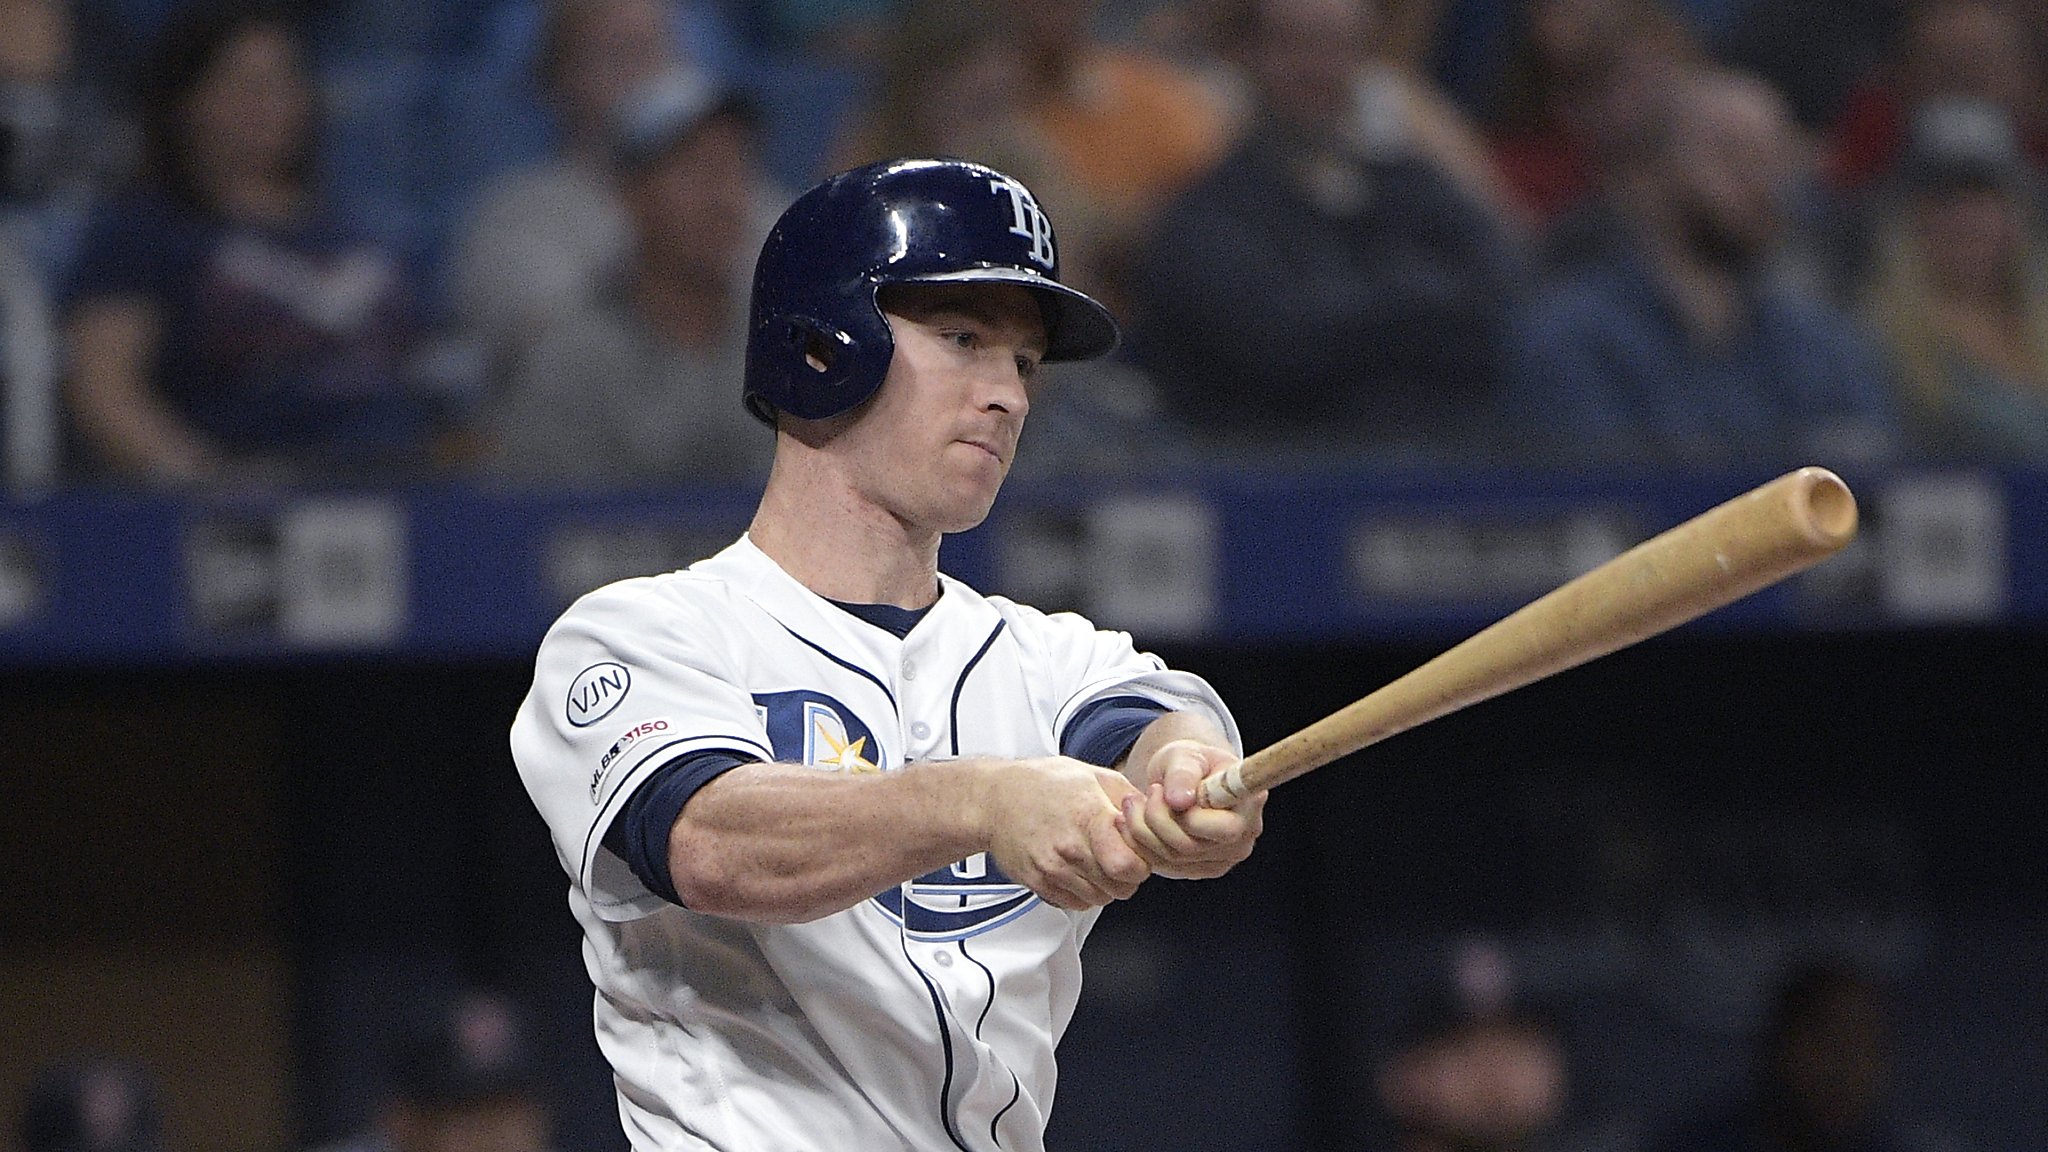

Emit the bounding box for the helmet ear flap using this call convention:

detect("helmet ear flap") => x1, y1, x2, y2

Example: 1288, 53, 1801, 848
766, 317, 869, 419
787, 318, 846, 376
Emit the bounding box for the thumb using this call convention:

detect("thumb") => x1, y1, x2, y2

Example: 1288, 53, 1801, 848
1160, 744, 1216, 811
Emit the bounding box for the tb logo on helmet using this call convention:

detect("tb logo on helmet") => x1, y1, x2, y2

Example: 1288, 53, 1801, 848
989, 176, 1056, 270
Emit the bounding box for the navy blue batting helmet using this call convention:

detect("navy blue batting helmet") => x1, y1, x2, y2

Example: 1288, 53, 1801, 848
743, 157, 1121, 424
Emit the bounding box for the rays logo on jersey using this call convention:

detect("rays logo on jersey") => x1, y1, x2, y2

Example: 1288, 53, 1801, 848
874, 851, 1038, 942
752, 690, 882, 773
751, 688, 1037, 940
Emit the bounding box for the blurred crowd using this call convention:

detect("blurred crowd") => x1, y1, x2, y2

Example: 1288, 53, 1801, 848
13, 957, 1967, 1152
4, 0, 2048, 492
16, 992, 560, 1152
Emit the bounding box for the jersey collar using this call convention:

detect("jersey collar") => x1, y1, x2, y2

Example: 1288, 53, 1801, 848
702, 534, 998, 651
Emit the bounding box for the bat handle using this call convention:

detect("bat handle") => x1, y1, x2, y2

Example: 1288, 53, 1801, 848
1199, 764, 1252, 808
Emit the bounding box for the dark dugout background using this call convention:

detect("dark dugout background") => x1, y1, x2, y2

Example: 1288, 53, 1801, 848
4, 629, 2041, 1152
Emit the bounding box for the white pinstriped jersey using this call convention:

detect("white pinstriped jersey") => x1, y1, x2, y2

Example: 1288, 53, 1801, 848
511, 536, 1239, 1151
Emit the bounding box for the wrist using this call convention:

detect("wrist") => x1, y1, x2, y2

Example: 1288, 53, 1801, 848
922, 757, 1007, 857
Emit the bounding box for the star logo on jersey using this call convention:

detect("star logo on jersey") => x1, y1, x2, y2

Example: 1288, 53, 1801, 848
753, 690, 885, 774
814, 722, 878, 774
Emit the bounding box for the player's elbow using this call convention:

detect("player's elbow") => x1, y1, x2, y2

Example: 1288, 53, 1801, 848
666, 828, 842, 924
665, 832, 765, 918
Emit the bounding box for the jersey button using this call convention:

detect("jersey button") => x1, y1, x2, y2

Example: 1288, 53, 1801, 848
933, 950, 953, 967
901, 659, 918, 681
910, 721, 931, 740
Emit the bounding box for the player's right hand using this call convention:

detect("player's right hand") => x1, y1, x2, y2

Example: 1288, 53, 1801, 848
978, 757, 1152, 911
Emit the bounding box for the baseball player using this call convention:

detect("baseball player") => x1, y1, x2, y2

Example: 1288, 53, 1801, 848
512, 158, 1266, 1151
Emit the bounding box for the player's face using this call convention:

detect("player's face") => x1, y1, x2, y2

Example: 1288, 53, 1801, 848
839, 282, 1048, 535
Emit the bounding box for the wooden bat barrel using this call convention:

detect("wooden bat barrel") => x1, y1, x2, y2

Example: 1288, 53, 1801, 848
1201, 467, 1858, 807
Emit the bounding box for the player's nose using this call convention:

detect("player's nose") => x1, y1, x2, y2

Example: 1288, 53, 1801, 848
976, 355, 1032, 420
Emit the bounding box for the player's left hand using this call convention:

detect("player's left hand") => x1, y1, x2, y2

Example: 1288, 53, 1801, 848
1116, 739, 1265, 880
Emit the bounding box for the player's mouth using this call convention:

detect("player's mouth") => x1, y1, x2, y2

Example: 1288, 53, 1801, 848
958, 437, 1008, 466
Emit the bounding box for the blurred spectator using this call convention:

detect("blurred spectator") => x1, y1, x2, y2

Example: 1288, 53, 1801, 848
1484, 0, 1700, 230
1129, 0, 1515, 463
1721, 0, 1912, 134
831, 0, 1233, 317
1504, 69, 1899, 467
739, 0, 899, 64
481, 68, 772, 485
0, 0, 135, 283
1651, 962, 1961, 1152
1859, 99, 2048, 461
1823, 0, 2048, 195
311, 992, 552, 1152
830, 0, 1035, 171
829, 1, 1123, 300
2, 222, 59, 488
18, 1058, 167, 1152
1373, 941, 1571, 1152
1357, 0, 1453, 73
1204, 0, 1529, 238
61, 3, 432, 485
1010, 0, 1236, 212
1001, 0, 1239, 314
447, 0, 686, 375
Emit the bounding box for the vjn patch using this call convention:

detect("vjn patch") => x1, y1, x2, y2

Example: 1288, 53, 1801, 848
567, 662, 631, 727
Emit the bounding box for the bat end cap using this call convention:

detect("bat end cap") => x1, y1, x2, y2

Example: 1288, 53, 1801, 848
1791, 466, 1858, 547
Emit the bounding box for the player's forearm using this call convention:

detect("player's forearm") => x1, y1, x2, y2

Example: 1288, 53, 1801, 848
667, 760, 999, 924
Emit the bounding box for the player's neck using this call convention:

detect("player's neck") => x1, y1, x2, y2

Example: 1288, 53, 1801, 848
749, 452, 943, 610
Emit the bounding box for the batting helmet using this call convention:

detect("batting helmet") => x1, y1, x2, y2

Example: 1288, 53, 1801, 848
743, 157, 1121, 424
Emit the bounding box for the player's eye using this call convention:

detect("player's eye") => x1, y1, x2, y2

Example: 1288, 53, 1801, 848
942, 329, 977, 350
1016, 354, 1040, 380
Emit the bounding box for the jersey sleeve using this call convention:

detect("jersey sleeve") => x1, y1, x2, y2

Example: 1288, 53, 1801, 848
1060, 695, 1171, 766
510, 578, 774, 922
1002, 600, 1243, 758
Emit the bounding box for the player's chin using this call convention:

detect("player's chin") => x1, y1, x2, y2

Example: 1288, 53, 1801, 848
928, 461, 1007, 529
927, 493, 1002, 535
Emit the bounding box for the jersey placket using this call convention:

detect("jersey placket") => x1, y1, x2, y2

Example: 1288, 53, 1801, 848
891, 619, 1034, 1152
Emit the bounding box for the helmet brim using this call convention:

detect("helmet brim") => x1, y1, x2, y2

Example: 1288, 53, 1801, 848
901, 267, 1121, 362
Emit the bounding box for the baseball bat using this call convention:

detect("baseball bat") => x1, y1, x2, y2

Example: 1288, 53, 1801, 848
1200, 466, 1858, 807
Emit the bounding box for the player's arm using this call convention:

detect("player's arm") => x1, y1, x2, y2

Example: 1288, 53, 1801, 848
1115, 711, 1266, 881
653, 754, 1151, 924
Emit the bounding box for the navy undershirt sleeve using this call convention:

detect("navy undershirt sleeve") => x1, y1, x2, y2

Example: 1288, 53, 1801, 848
1061, 695, 1171, 767
603, 749, 754, 906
